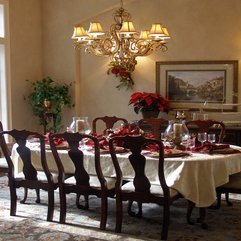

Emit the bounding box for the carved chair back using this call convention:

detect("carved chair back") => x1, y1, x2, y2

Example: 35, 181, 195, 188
109, 135, 180, 239
0, 129, 57, 221
92, 116, 128, 134
138, 117, 168, 140
186, 119, 225, 143
49, 132, 116, 229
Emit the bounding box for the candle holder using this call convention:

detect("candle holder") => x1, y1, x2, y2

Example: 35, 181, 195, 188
175, 109, 189, 122
172, 136, 182, 146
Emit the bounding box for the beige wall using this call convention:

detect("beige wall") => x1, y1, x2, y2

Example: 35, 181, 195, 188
8, 0, 241, 131
9, 0, 43, 131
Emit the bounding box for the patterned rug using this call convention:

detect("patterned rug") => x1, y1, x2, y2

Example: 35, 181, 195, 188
0, 176, 241, 241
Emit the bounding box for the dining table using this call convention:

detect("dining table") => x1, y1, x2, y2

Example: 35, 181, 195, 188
10, 139, 241, 227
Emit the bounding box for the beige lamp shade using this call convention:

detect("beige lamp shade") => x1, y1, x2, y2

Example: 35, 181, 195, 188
139, 30, 151, 40
149, 23, 165, 37
88, 22, 105, 36
72, 25, 88, 40
120, 21, 137, 34
162, 27, 170, 39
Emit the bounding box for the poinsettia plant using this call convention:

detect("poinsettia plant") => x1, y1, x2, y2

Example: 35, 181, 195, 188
129, 92, 169, 114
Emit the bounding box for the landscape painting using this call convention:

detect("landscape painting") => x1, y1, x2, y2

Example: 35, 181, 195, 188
156, 61, 238, 111
166, 70, 225, 103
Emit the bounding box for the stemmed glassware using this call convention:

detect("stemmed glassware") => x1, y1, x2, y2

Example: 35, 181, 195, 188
208, 133, 216, 144
198, 132, 207, 146
187, 136, 196, 151
68, 117, 91, 134
68, 117, 92, 149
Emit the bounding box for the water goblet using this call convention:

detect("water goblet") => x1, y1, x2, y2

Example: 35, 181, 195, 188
181, 134, 190, 150
198, 132, 207, 146
187, 137, 196, 151
208, 133, 216, 144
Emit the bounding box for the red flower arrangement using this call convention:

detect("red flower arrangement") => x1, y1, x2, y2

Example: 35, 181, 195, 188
129, 92, 169, 114
107, 65, 134, 90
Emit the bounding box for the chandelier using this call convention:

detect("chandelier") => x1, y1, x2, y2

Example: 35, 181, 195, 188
72, 0, 170, 90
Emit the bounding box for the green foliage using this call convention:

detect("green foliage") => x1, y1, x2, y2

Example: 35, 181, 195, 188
25, 76, 74, 132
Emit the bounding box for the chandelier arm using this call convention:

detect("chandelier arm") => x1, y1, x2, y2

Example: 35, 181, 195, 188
128, 40, 153, 57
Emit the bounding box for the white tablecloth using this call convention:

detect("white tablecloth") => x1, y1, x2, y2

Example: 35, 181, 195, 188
11, 143, 241, 207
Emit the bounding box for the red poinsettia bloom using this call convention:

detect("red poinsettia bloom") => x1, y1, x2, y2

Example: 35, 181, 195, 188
129, 92, 169, 114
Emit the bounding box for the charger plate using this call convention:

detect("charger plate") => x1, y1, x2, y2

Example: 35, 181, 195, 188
144, 150, 190, 158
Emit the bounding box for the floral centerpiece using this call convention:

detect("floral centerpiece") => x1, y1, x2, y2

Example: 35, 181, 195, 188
129, 92, 169, 118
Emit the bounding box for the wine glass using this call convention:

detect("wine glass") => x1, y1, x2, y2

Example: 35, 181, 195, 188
77, 117, 92, 149
198, 132, 207, 146
187, 137, 196, 151
208, 133, 216, 144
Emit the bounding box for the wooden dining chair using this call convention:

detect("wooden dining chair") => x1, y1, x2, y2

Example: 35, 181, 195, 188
215, 172, 241, 209
138, 117, 168, 140
109, 135, 180, 240
49, 132, 116, 230
186, 119, 225, 143
0, 129, 58, 221
92, 116, 128, 134
185, 119, 226, 220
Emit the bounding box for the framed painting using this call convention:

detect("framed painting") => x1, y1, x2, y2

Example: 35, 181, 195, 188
156, 60, 238, 111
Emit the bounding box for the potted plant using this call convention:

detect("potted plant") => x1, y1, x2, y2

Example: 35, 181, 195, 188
25, 76, 74, 132
129, 92, 169, 118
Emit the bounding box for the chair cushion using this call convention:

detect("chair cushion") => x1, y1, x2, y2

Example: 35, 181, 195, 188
121, 181, 179, 197
64, 175, 116, 190
15, 171, 59, 183
220, 172, 241, 189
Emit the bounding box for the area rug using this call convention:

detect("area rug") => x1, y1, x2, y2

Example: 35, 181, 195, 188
0, 176, 241, 241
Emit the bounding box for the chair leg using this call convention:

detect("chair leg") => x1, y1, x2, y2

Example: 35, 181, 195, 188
76, 194, 89, 210
9, 186, 17, 216
187, 201, 208, 229
35, 188, 40, 203
100, 196, 108, 230
47, 190, 55, 222
76, 193, 81, 208
215, 192, 222, 209
115, 195, 123, 233
225, 192, 233, 206
59, 187, 67, 224
197, 208, 207, 229
137, 202, 142, 217
127, 201, 142, 217
20, 187, 28, 204
84, 195, 89, 209
161, 204, 170, 241
186, 200, 195, 225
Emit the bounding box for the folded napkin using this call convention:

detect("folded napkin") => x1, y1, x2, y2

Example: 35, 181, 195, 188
44, 132, 65, 146
144, 143, 159, 152
194, 143, 241, 154
99, 139, 109, 150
